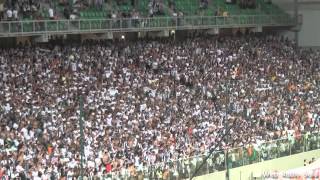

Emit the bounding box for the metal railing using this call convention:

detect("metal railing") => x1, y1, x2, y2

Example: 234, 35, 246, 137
2, 131, 318, 179
83, 131, 320, 180
0, 14, 295, 37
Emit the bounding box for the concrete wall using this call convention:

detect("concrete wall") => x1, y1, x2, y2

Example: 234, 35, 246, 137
297, 8, 320, 47
273, 0, 320, 47
194, 149, 320, 180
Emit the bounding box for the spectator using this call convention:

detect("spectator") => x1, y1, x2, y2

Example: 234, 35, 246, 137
2, 0, 40, 20
95, 0, 103, 10
12, 8, 18, 20
200, 0, 208, 9
148, 0, 164, 17
49, 7, 54, 20
6, 8, 12, 20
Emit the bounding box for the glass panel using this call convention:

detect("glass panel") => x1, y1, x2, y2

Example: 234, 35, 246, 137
192, 155, 207, 177
35, 21, 45, 32
111, 19, 120, 29
290, 134, 304, 155
0, 14, 297, 36
183, 157, 192, 179
278, 138, 290, 158
58, 21, 68, 31
22, 21, 33, 32
121, 19, 129, 29
101, 19, 111, 29
228, 147, 244, 168
211, 151, 226, 172
10, 22, 21, 33
70, 20, 80, 31
246, 145, 260, 164
308, 132, 320, 150
161, 18, 168, 27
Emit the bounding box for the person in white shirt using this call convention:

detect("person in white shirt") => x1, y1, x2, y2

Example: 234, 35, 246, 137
69, 14, 76, 20
48, 8, 54, 19
6, 9, 12, 20
12, 9, 18, 20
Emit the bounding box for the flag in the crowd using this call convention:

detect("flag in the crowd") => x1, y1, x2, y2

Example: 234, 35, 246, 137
247, 145, 257, 161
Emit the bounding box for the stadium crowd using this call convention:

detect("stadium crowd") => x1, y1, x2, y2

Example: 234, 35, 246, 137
0, 0, 41, 21
0, 34, 319, 179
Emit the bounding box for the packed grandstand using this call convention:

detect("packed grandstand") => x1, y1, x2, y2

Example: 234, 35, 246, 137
0, 0, 319, 179
0, 0, 278, 21
0, 0, 294, 36
0, 34, 319, 179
